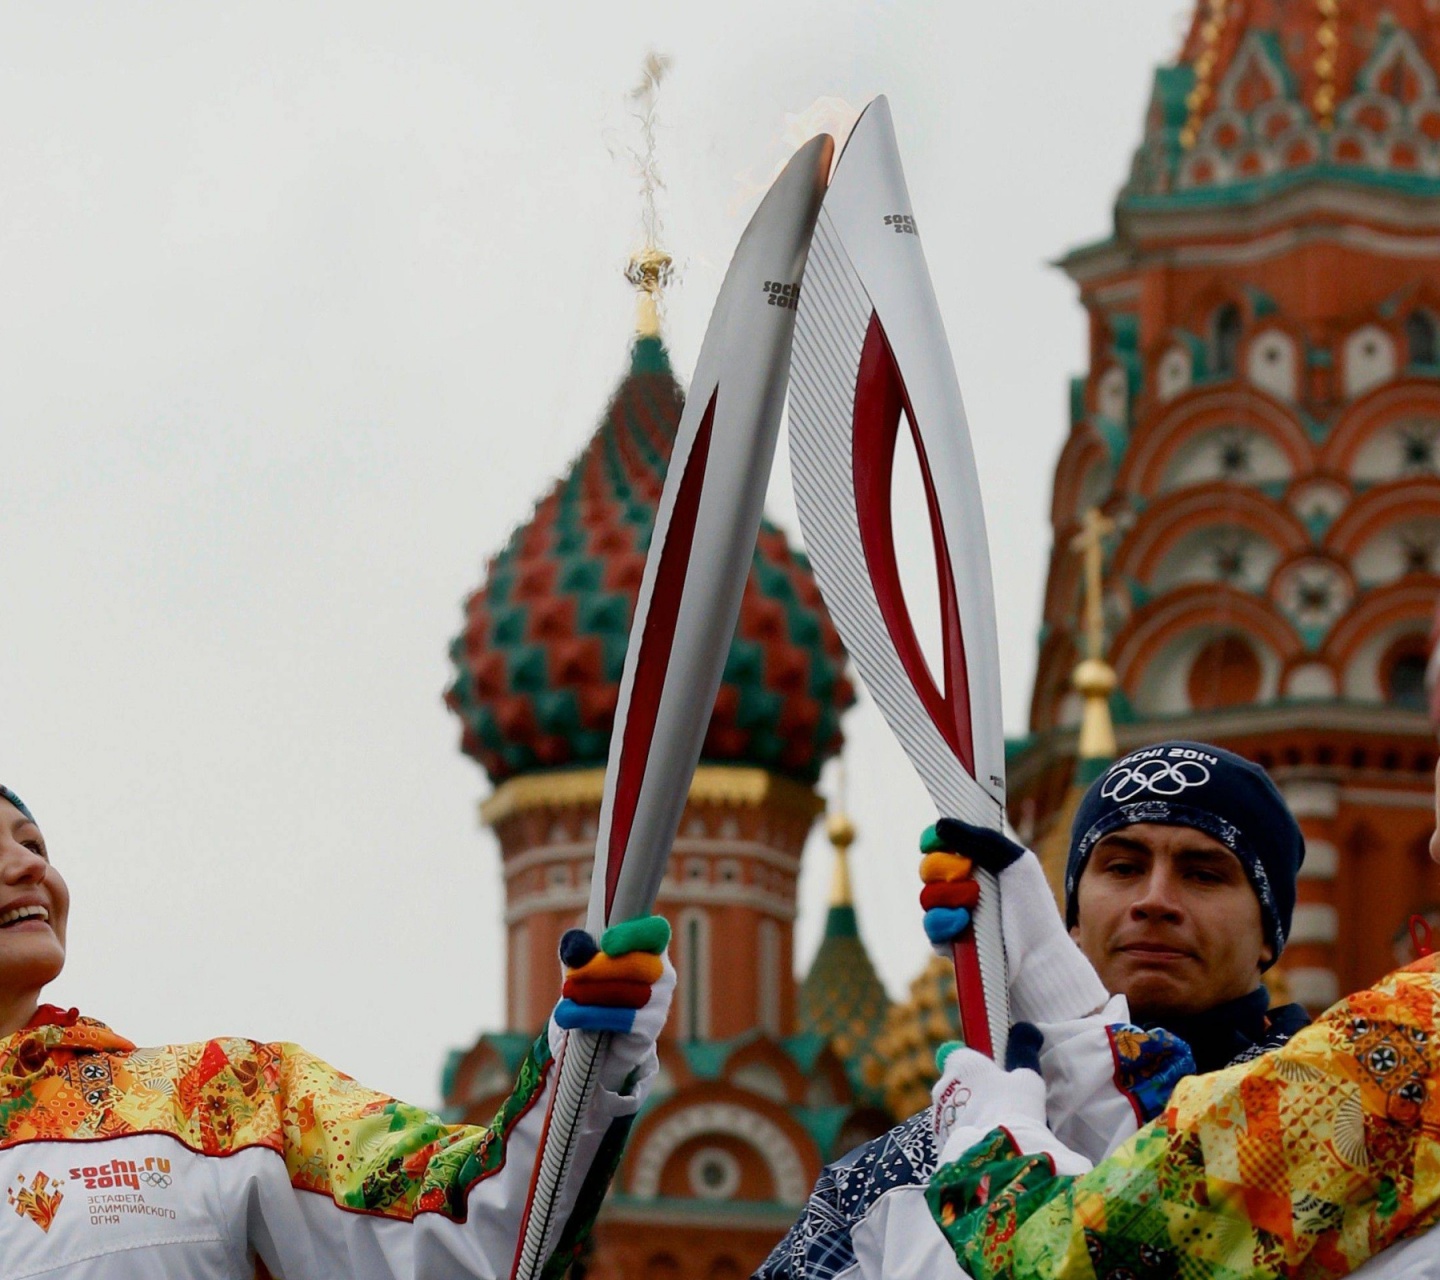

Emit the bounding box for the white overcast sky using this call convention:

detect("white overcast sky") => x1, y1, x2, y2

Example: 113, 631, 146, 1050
2, 1, 1193, 1105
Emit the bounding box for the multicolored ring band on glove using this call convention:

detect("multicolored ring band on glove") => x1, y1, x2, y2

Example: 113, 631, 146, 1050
920, 825, 978, 946
918, 851, 973, 883
555, 915, 672, 1035
920, 881, 980, 911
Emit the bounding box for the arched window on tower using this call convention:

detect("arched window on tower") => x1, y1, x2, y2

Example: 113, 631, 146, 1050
1381, 634, 1431, 711
757, 918, 781, 1037
676, 908, 711, 1041
1213, 303, 1243, 378
1407, 310, 1439, 367
1187, 633, 1262, 711
510, 921, 530, 1034
644, 1254, 682, 1280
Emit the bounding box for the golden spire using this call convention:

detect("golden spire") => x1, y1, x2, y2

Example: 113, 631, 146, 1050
826, 808, 856, 907
826, 758, 856, 907
1069, 507, 1118, 760
1034, 507, 1120, 904
626, 247, 672, 339
623, 52, 674, 339
1314, 0, 1340, 129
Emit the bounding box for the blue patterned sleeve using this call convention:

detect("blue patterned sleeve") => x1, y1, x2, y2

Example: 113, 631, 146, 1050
754, 1112, 938, 1280
1106, 1023, 1195, 1124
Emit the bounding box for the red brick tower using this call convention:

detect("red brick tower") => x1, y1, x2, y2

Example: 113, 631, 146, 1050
441, 250, 887, 1278
1010, 1, 1440, 1011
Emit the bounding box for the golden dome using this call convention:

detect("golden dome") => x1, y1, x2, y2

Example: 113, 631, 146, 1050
869, 955, 960, 1120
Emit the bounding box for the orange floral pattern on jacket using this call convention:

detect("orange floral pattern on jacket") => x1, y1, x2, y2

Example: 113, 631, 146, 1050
0, 1010, 550, 1221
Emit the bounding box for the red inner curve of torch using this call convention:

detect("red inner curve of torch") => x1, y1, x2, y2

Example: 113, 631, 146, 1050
604, 389, 719, 921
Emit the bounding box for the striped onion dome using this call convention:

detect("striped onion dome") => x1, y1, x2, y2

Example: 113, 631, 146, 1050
445, 328, 854, 786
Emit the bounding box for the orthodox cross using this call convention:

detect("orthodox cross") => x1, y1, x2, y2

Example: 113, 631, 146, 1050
1070, 506, 1116, 662
1068, 507, 1119, 762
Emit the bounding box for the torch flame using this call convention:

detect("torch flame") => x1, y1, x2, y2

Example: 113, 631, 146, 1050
731, 95, 862, 217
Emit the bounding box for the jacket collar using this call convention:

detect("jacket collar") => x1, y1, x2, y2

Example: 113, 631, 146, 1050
1145, 985, 1309, 1074
1, 1006, 135, 1082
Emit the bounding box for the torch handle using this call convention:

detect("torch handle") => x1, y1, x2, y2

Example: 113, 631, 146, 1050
950, 931, 995, 1059
510, 1029, 608, 1280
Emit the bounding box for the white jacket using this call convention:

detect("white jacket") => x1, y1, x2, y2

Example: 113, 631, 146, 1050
1, 1006, 651, 1279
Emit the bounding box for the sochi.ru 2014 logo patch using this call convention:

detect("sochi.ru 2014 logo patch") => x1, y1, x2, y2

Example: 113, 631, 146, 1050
73, 1156, 180, 1228
7, 1170, 65, 1233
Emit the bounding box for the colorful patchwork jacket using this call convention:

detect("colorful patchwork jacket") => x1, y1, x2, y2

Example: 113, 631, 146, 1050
0, 1006, 643, 1279
928, 956, 1440, 1280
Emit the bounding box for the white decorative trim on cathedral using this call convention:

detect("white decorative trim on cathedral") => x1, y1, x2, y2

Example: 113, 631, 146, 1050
1289, 903, 1340, 945
1277, 778, 1340, 819
1298, 838, 1339, 880
1285, 966, 1341, 1010
629, 1102, 809, 1206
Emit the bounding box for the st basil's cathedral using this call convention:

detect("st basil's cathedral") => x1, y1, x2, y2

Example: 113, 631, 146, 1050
1012, 0, 1440, 1013
443, 2, 1440, 1276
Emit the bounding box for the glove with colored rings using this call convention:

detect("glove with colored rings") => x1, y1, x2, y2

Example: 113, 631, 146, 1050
554, 915, 675, 1040
919, 817, 1108, 1026
918, 818, 1024, 949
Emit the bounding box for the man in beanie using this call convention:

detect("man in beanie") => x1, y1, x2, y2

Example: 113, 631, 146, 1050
911, 738, 1440, 1279
1059, 739, 1310, 1066
759, 739, 1309, 1280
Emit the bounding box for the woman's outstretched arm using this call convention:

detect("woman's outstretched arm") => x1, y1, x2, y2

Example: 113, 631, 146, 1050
243, 919, 674, 1280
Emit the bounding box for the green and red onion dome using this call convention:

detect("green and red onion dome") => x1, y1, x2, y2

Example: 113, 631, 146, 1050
446, 335, 855, 786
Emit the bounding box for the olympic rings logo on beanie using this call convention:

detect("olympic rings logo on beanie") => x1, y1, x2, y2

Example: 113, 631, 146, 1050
1099, 757, 1211, 802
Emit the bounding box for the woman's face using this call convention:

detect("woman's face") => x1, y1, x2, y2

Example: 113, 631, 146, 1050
0, 798, 68, 997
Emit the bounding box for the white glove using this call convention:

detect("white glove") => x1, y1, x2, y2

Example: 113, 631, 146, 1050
998, 851, 1109, 1025
931, 1040, 1090, 1175
602, 949, 674, 1094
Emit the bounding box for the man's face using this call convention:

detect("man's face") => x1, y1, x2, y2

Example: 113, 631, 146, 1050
1070, 822, 1272, 1022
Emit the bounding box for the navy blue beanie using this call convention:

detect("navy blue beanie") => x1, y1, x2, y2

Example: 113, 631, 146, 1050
0, 786, 33, 823
1066, 741, 1303, 968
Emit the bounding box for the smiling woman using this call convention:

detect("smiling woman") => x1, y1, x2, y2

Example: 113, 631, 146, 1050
0, 787, 674, 1280
0, 789, 69, 1040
